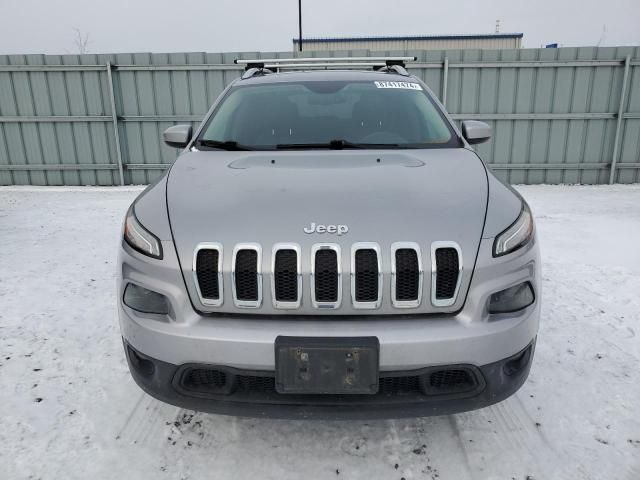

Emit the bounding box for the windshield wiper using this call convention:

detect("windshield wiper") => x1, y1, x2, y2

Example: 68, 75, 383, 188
195, 139, 255, 151
275, 139, 400, 150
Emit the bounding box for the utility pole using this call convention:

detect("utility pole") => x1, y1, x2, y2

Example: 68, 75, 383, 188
298, 0, 303, 52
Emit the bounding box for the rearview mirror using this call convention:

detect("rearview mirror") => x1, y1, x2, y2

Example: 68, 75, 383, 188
163, 125, 193, 149
461, 120, 491, 145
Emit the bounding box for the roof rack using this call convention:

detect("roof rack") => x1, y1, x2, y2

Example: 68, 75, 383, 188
234, 56, 416, 77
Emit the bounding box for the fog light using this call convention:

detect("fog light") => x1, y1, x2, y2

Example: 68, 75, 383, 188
488, 282, 534, 314
123, 283, 169, 315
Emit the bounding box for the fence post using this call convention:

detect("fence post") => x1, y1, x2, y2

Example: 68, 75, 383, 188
106, 61, 125, 186
442, 56, 449, 108
609, 55, 631, 185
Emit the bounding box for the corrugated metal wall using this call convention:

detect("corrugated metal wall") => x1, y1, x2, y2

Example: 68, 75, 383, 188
0, 47, 639, 186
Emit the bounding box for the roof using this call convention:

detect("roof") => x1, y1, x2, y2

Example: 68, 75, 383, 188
293, 33, 524, 44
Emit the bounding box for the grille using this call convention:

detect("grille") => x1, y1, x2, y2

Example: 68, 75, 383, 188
354, 249, 379, 302
193, 242, 463, 310
236, 375, 277, 393
379, 375, 421, 394
274, 249, 298, 302
234, 249, 259, 301
434, 248, 460, 300
195, 249, 220, 300
184, 368, 227, 389
314, 249, 339, 303
177, 367, 480, 400
425, 369, 476, 394
395, 248, 420, 301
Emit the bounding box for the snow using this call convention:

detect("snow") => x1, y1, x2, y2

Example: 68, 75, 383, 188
1, 184, 639, 480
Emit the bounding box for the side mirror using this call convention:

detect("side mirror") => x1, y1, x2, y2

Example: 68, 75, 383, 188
461, 120, 491, 145
163, 125, 192, 149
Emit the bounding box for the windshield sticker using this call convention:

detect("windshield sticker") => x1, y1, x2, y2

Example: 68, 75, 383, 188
374, 81, 422, 90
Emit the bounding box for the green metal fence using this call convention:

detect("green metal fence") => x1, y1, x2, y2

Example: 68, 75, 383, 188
0, 47, 639, 185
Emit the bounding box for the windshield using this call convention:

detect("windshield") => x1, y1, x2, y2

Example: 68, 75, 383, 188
197, 80, 459, 150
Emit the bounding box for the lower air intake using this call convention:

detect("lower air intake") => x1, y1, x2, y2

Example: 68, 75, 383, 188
184, 368, 227, 389
176, 366, 481, 399
180, 368, 235, 395
421, 368, 477, 395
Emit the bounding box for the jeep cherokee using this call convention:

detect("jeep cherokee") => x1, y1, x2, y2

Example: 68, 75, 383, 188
118, 57, 539, 419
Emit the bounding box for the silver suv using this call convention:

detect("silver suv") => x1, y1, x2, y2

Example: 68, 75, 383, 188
118, 57, 540, 419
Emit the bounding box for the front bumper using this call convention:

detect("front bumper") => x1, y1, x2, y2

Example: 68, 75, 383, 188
120, 297, 539, 370
124, 339, 536, 419
119, 234, 540, 370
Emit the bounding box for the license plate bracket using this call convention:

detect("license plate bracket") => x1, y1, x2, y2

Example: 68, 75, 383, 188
275, 336, 379, 394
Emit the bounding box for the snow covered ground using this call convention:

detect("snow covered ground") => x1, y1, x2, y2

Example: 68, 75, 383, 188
1, 185, 639, 480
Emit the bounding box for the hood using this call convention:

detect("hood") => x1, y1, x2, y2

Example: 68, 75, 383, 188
167, 148, 488, 315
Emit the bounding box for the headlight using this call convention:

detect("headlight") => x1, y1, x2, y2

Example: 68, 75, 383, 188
493, 203, 534, 257
123, 283, 169, 315
123, 205, 163, 259
488, 282, 535, 314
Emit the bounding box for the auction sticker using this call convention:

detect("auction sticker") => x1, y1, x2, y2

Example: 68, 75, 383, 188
374, 81, 422, 90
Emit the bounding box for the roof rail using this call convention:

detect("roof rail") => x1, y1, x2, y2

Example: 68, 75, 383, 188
233, 56, 417, 73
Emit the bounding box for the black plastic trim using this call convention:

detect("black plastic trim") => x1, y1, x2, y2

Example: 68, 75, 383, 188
123, 338, 536, 420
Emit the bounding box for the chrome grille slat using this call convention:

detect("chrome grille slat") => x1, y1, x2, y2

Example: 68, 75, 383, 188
431, 241, 463, 307
193, 243, 223, 307
232, 243, 262, 308
271, 243, 302, 309
434, 250, 459, 299
314, 251, 339, 301
391, 242, 423, 308
311, 244, 341, 309
351, 242, 382, 309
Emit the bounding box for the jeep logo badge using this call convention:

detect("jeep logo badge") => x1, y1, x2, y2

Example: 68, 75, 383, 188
303, 222, 349, 236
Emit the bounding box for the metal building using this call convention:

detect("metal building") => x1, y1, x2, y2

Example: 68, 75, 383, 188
293, 33, 523, 52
